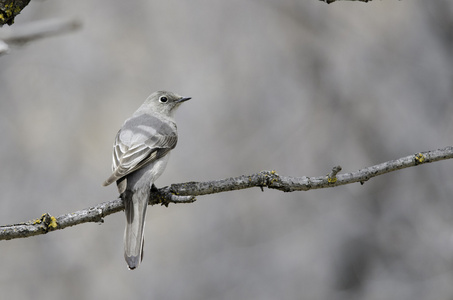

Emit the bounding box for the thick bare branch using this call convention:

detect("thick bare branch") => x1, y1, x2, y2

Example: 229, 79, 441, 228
0, 146, 452, 241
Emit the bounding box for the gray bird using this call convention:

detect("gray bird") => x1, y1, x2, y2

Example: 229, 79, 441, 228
103, 91, 190, 270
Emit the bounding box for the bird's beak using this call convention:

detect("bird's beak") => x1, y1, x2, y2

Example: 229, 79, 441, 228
177, 97, 191, 103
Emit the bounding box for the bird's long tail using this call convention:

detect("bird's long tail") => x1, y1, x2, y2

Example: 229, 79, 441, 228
123, 188, 149, 270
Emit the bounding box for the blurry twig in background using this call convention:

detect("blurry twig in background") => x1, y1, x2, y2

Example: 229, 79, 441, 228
0, 146, 452, 241
0, 18, 81, 55
320, 0, 372, 3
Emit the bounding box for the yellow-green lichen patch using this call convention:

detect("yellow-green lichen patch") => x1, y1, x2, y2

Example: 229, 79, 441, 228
48, 216, 57, 229
0, 2, 25, 25
0, 3, 14, 20
32, 217, 43, 225
32, 213, 49, 225
415, 153, 426, 164
327, 176, 337, 184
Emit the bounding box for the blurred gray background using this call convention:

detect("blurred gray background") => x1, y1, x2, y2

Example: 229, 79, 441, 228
1, 0, 452, 299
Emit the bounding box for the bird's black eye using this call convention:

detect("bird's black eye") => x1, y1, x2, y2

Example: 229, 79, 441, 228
159, 96, 168, 103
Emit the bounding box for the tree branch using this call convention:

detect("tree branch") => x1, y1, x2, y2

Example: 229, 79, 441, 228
0, 0, 30, 26
1, 146, 452, 241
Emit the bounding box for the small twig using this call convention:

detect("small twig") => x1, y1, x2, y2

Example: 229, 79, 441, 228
0, 146, 452, 241
327, 165, 342, 184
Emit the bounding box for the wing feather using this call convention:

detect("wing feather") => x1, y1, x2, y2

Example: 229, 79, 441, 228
103, 114, 178, 187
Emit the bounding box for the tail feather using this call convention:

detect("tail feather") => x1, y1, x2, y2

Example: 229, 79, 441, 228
123, 188, 149, 270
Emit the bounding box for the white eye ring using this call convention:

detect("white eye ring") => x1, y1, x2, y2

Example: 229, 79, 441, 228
159, 96, 168, 103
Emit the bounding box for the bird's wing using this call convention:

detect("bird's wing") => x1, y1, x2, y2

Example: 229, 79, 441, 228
102, 114, 177, 187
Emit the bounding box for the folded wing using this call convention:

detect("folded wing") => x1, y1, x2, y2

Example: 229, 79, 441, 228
103, 115, 177, 187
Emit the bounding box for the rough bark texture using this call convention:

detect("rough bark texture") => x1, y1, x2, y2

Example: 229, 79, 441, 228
0, 0, 31, 26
